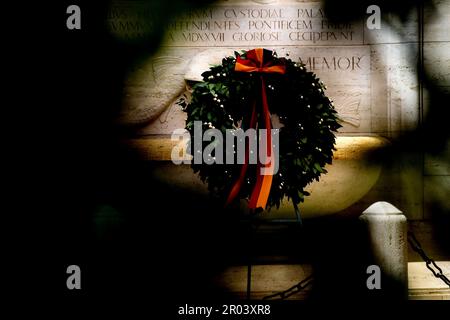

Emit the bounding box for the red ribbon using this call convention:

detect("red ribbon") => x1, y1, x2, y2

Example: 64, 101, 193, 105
225, 48, 286, 210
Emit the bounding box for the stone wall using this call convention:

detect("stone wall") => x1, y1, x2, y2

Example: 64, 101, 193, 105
111, 0, 450, 220
423, 0, 450, 220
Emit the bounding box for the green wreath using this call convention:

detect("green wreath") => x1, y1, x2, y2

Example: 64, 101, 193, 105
179, 49, 341, 210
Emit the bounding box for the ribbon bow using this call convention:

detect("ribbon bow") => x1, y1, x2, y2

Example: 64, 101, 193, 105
225, 48, 286, 210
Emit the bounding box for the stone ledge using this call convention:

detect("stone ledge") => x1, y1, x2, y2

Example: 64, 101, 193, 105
408, 261, 450, 300
124, 135, 389, 161
212, 262, 450, 300
124, 135, 388, 218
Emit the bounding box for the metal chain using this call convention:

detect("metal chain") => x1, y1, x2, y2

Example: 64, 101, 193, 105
259, 207, 308, 301
408, 231, 450, 287
260, 230, 449, 301
262, 274, 314, 300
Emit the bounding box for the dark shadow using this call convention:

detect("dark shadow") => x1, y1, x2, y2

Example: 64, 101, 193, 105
22, 0, 449, 304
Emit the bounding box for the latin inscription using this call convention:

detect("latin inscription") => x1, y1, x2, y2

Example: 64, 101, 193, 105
107, 4, 363, 46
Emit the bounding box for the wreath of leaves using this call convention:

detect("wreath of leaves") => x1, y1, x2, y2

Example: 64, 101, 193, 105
179, 50, 341, 209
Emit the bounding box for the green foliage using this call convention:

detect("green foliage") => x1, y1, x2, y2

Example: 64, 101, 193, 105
179, 50, 342, 209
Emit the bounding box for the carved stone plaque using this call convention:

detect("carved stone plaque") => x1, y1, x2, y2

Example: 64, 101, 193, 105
162, 4, 363, 47
107, 1, 378, 135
